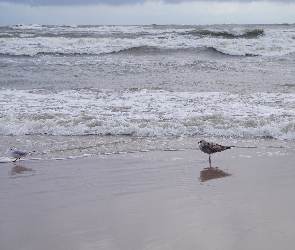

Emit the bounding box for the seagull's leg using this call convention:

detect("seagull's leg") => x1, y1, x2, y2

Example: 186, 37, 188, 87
209, 154, 211, 168
13, 158, 17, 163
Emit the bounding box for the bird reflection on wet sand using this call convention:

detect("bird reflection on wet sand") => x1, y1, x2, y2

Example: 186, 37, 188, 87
9, 165, 35, 177
199, 167, 231, 182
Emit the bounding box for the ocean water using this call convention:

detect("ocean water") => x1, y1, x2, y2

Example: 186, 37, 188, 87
0, 24, 295, 159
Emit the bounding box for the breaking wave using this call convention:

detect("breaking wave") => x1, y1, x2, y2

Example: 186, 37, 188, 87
0, 24, 294, 57
1, 89, 295, 140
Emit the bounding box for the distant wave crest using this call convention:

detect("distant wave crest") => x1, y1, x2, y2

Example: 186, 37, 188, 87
197, 29, 264, 38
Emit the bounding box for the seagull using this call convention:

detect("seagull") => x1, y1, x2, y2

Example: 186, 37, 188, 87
10, 148, 30, 162
198, 140, 234, 167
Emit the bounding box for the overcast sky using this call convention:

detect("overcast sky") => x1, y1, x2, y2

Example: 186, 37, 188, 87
0, 0, 294, 25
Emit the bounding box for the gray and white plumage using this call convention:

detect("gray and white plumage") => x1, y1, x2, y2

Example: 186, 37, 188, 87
10, 148, 29, 162
198, 140, 234, 167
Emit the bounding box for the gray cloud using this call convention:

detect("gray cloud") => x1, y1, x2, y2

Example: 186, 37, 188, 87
1, 0, 294, 25
2, 0, 294, 6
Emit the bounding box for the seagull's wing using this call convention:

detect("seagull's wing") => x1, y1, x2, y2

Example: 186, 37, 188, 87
13, 150, 28, 156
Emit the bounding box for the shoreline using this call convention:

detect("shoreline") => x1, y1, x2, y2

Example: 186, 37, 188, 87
1, 145, 295, 249
1, 134, 294, 161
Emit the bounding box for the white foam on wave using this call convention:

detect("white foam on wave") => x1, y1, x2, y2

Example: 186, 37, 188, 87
11, 24, 44, 30
0, 157, 13, 163
1, 89, 295, 139
212, 28, 295, 56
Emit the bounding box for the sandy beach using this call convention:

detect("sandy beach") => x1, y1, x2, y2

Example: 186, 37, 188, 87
1, 141, 295, 250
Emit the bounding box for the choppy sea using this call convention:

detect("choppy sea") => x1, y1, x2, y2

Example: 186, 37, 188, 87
0, 24, 295, 159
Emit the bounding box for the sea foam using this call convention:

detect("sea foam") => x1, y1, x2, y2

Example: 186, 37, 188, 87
1, 89, 295, 139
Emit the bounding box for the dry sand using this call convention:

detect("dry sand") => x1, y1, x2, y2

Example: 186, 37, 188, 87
1, 144, 295, 250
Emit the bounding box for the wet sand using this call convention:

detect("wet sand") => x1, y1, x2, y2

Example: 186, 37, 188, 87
1, 145, 295, 250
